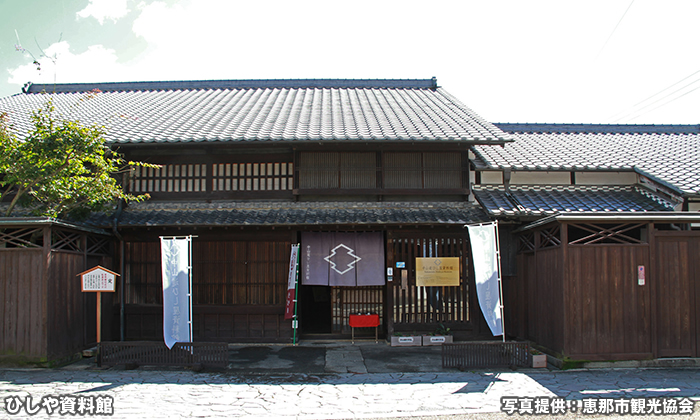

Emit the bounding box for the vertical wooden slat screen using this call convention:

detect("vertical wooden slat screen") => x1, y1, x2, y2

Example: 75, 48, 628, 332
193, 242, 247, 305
124, 242, 162, 304
388, 234, 470, 328
299, 152, 377, 189
331, 286, 384, 333
384, 152, 422, 188
122, 239, 293, 342
384, 152, 462, 189
340, 153, 376, 188
124, 240, 290, 306
423, 152, 461, 189
246, 241, 289, 305
299, 152, 338, 189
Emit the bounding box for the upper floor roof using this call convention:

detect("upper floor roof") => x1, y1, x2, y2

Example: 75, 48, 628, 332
472, 123, 700, 196
0, 78, 512, 146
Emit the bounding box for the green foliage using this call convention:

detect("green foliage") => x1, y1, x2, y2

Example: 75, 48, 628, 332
433, 324, 451, 336
0, 98, 152, 219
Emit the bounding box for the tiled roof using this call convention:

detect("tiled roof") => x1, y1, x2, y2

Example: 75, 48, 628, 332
0, 79, 511, 145
90, 201, 490, 228
473, 185, 674, 217
472, 124, 700, 196
494, 123, 700, 134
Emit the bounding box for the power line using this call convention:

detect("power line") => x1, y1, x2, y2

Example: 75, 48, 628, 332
624, 84, 700, 122
608, 68, 700, 121
597, 0, 635, 59
609, 69, 700, 123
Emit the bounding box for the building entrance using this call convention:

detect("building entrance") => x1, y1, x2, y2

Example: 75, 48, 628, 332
299, 285, 332, 334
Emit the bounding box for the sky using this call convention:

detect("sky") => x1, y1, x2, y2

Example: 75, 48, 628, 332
1, 0, 700, 124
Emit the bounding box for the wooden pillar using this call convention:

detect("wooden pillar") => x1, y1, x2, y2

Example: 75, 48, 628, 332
561, 222, 570, 356
96, 292, 102, 343
385, 231, 394, 337
42, 226, 51, 359
649, 222, 658, 358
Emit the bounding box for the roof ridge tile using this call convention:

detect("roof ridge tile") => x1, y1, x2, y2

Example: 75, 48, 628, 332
25, 78, 440, 94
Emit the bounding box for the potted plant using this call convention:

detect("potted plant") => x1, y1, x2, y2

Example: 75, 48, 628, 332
531, 348, 547, 368
390, 332, 422, 347
422, 324, 453, 346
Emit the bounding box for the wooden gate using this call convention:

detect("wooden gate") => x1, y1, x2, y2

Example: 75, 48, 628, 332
387, 232, 471, 335
655, 232, 700, 358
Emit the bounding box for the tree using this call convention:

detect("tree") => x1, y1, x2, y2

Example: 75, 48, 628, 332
0, 97, 152, 219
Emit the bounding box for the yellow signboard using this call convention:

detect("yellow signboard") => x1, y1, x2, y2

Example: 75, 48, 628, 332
415, 257, 460, 287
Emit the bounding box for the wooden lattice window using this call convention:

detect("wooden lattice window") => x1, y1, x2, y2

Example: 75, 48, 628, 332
87, 236, 111, 256
130, 164, 208, 193
568, 222, 647, 245
51, 229, 83, 252
212, 162, 293, 192
518, 232, 535, 253
124, 240, 290, 305
124, 241, 161, 304
384, 152, 462, 189
538, 226, 561, 250
298, 152, 377, 189
0, 227, 43, 248
389, 236, 470, 325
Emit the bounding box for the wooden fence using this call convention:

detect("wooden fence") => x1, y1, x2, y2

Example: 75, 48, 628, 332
442, 342, 531, 369
100, 341, 228, 368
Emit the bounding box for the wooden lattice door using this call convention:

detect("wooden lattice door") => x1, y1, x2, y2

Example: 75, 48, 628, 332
387, 233, 471, 333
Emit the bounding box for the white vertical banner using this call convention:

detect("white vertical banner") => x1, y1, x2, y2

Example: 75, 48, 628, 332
284, 244, 300, 320
467, 221, 504, 337
160, 236, 193, 349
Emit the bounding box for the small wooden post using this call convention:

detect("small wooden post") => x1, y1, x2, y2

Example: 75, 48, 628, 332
96, 292, 102, 343
78, 266, 119, 364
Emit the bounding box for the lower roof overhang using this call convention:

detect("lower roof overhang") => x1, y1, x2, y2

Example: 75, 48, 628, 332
98, 201, 491, 229
0, 216, 111, 236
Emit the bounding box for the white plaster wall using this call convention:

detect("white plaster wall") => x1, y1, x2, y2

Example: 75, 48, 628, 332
480, 171, 503, 184
575, 172, 637, 185
510, 171, 570, 185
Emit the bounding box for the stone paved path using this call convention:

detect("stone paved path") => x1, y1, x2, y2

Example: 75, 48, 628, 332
1, 367, 699, 419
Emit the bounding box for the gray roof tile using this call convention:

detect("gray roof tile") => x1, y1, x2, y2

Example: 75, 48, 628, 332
472, 124, 700, 195
90, 201, 490, 228
473, 185, 674, 217
0, 79, 511, 145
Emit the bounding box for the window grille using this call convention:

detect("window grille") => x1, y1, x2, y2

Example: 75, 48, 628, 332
212, 162, 293, 191
130, 164, 207, 193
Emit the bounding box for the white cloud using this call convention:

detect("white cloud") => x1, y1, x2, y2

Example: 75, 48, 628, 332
77, 0, 129, 24
8, 41, 133, 87
6, 0, 699, 123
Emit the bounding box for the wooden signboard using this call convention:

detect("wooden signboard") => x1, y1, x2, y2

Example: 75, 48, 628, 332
80, 266, 118, 292
78, 266, 119, 344
415, 257, 460, 287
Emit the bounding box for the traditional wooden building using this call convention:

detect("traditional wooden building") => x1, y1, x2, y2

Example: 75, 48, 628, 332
2, 82, 699, 365
472, 124, 700, 360
1, 78, 513, 361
